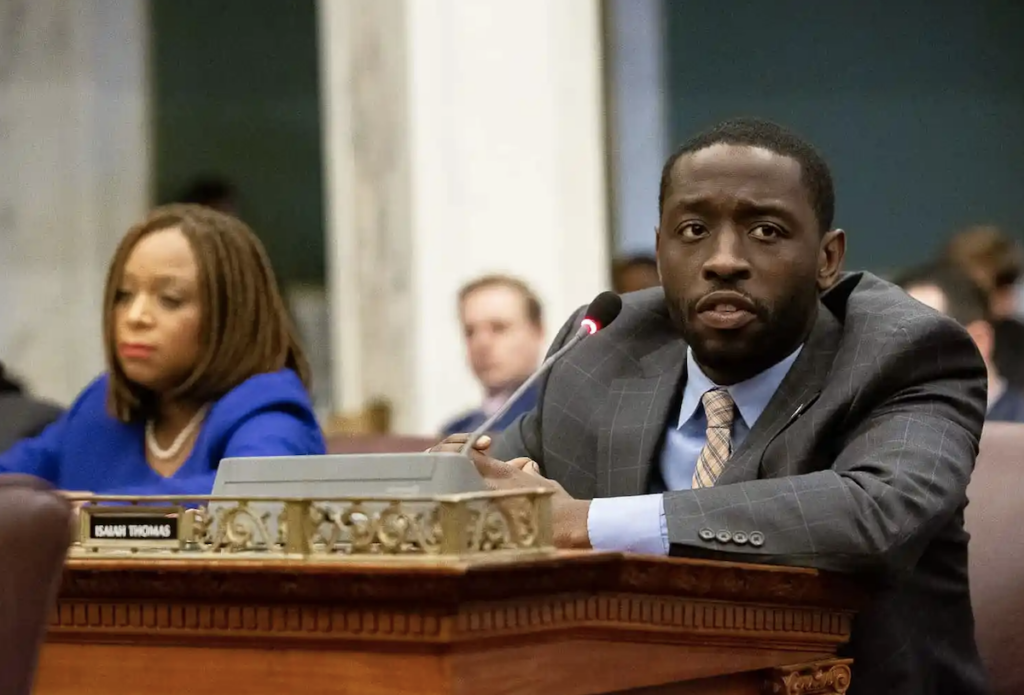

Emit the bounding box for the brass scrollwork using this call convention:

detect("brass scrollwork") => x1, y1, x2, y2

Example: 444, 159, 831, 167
767, 659, 853, 694
67, 490, 554, 562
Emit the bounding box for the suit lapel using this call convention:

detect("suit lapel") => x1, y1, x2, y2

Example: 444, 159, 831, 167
715, 304, 843, 486
596, 311, 686, 498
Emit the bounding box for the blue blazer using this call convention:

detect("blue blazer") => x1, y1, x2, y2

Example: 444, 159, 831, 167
440, 385, 539, 438
0, 369, 325, 494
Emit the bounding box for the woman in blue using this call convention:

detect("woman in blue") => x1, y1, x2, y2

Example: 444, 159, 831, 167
0, 204, 326, 494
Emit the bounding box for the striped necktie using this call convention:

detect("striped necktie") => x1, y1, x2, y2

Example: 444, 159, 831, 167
692, 388, 736, 489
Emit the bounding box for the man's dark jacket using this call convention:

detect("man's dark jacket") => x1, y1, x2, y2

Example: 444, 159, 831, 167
494, 272, 991, 695
0, 366, 62, 454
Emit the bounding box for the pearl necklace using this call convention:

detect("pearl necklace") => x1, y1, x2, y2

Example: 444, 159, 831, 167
145, 405, 209, 461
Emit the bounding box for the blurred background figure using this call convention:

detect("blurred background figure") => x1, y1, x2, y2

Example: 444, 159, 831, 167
611, 255, 660, 295
0, 363, 62, 454
944, 226, 1022, 322
441, 276, 545, 437
896, 262, 1024, 423
175, 176, 240, 217
943, 226, 1024, 391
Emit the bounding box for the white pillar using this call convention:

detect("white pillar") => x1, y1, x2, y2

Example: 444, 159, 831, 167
319, 0, 610, 435
0, 0, 150, 403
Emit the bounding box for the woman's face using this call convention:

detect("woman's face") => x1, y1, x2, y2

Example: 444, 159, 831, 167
113, 227, 202, 395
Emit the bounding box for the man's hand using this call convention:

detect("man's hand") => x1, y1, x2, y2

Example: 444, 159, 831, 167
430, 434, 591, 549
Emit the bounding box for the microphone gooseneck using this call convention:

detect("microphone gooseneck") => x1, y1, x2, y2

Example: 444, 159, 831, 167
458, 291, 623, 457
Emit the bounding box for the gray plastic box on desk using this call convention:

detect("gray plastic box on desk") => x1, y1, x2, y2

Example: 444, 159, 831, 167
212, 452, 487, 498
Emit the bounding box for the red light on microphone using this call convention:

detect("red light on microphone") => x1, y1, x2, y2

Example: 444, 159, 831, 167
577, 292, 621, 338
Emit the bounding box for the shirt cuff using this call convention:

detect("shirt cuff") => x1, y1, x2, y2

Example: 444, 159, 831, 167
587, 494, 669, 555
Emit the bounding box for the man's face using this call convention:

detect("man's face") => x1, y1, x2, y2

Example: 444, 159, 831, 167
460, 285, 544, 394
656, 144, 844, 384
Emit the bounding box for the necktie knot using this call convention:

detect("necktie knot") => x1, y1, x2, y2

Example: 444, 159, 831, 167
702, 388, 735, 429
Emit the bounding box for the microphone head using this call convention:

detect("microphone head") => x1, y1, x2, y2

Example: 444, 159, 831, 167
580, 291, 623, 335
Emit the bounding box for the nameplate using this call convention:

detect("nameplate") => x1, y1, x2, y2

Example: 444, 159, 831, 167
82, 507, 182, 548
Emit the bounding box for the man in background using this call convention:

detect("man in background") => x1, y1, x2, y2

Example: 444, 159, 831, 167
944, 225, 1024, 390
175, 176, 240, 217
612, 254, 660, 294
0, 362, 62, 453
440, 275, 545, 437
897, 262, 1024, 422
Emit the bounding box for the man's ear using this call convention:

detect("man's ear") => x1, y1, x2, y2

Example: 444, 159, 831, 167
817, 229, 846, 291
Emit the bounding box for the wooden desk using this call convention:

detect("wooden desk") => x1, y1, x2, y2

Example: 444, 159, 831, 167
37, 552, 858, 694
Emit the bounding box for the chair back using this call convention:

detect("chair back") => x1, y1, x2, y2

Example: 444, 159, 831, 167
965, 422, 1024, 694
0, 475, 72, 695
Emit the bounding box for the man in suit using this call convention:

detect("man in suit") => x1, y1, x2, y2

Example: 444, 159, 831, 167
440, 275, 545, 437
0, 363, 62, 453
612, 254, 660, 294
434, 118, 989, 694
944, 225, 1024, 391
897, 262, 1024, 423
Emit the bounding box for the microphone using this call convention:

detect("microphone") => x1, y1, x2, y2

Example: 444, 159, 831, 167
459, 291, 623, 456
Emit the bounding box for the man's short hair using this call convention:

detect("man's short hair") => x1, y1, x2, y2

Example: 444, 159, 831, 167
943, 225, 1023, 292
612, 254, 659, 294
894, 262, 989, 327
613, 254, 657, 274
659, 117, 835, 233
457, 275, 543, 328
176, 176, 237, 208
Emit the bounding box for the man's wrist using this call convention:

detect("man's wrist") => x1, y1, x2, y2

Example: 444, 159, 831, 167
555, 498, 593, 549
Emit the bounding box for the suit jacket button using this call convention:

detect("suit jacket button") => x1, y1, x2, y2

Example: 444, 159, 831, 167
716, 530, 732, 543
732, 531, 748, 545
698, 528, 715, 541
749, 531, 765, 547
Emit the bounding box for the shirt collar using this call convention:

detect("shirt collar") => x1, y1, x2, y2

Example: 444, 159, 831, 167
678, 345, 803, 429
482, 380, 527, 417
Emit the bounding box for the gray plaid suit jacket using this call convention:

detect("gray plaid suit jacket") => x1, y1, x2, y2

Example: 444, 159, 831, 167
492, 271, 990, 695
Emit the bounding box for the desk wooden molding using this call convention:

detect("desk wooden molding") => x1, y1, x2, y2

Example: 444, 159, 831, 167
39, 553, 859, 695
